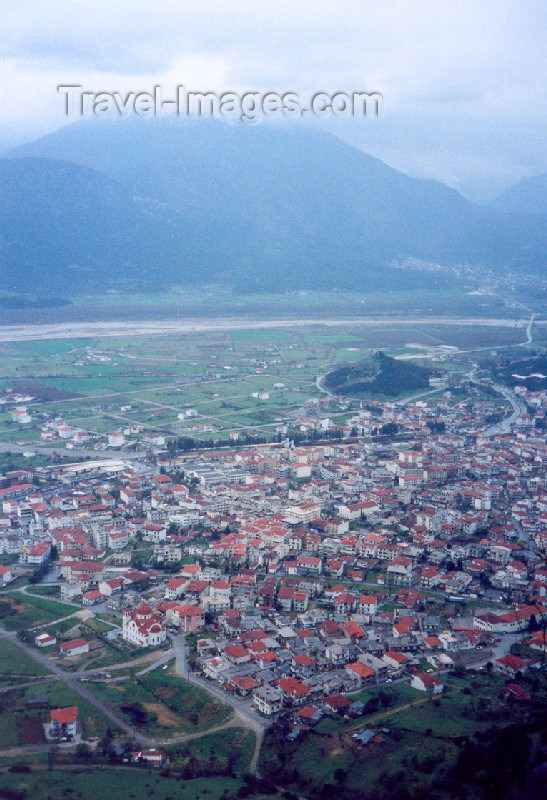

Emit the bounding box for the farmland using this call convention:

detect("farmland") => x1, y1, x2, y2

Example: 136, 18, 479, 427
0, 316, 535, 449
87, 664, 232, 736
0, 592, 80, 632
0, 637, 51, 679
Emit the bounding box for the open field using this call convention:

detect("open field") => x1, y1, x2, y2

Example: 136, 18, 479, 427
0, 768, 251, 800
168, 726, 256, 774
0, 638, 51, 679
87, 664, 232, 736
0, 593, 79, 632
0, 314, 540, 448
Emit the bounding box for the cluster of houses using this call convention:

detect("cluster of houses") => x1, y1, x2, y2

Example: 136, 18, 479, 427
0, 380, 545, 710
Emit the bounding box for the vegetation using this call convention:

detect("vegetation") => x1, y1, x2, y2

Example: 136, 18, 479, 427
325, 352, 433, 397
0, 637, 51, 678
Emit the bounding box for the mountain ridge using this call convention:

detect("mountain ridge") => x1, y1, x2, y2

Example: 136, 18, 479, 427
2, 118, 545, 293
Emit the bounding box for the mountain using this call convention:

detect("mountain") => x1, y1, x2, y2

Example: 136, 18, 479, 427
0, 157, 189, 293
490, 173, 547, 215
3, 118, 546, 293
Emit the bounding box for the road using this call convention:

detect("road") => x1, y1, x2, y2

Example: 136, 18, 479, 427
0, 440, 146, 460
465, 633, 521, 670
0, 624, 266, 770
520, 313, 536, 345
171, 634, 267, 773
483, 383, 528, 437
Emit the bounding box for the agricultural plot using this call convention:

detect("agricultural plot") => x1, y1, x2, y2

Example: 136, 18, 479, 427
0, 318, 534, 448
0, 637, 52, 679
88, 664, 232, 736
0, 592, 79, 632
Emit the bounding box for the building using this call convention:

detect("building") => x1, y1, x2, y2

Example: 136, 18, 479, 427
122, 603, 167, 647
411, 673, 444, 693
253, 685, 284, 715
35, 632, 56, 648
131, 750, 166, 767
49, 706, 78, 739
60, 638, 89, 658
0, 565, 13, 586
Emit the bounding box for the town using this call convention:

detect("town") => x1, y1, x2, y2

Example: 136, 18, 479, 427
0, 329, 545, 800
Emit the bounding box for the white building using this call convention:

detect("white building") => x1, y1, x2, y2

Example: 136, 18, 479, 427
122, 603, 166, 647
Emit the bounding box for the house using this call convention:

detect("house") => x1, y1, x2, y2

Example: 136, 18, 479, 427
0, 565, 13, 586
324, 693, 351, 715
345, 661, 375, 685
82, 590, 103, 606
253, 685, 284, 715
223, 644, 251, 664
172, 604, 205, 633
60, 638, 89, 658
297, 705, 323, 725
494, 654, 534, 679
21, 541, 51, 565
35, 632, 56, 648
277, 677, 311, 706
359, 594, 378, 615
122, 603, 166, 647
50, 706, 78, 739
411, 673, 444, 694
131, 750, 166, 767
501, 683, 531, 702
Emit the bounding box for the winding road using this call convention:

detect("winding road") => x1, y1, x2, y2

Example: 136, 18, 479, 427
0, 623, 267, 772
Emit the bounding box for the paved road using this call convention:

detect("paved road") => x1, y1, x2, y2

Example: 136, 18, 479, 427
466, 633, 521, 670
483, 383, 528, 437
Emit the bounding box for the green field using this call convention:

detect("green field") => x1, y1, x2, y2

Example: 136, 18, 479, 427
259, 672, 534, 798
0, 637, 51, 678
168, 726, 256, 774
0, 768, 248, 800
88, 665, 232, 735
0, 592, 80, 632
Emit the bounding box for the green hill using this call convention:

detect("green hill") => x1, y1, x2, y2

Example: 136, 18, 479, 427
325, 352, 433, 397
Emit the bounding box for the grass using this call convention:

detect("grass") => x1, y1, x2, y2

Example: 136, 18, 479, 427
0, 592, 79, 631
169, 727, 256, 774
25, 585, 61, 598
88, 665, 232, 735
260, 672, 519, 796
0, 768, 248, 800
10, 592, 79, 617
0, 637, 52, 678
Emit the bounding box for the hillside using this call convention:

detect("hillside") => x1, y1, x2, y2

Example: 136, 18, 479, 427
490, 173, 546, 215
2, 118, 546, 293
325, 352, 433, 397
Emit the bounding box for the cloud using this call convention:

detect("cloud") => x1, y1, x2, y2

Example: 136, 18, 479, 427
1, 0, 545, 197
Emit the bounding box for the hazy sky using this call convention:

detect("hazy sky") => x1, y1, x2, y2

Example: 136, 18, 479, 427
1, 0, 545, 200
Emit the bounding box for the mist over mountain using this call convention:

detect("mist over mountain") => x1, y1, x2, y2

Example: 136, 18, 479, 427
2, 118, 545, 294
490, 173, 547, 215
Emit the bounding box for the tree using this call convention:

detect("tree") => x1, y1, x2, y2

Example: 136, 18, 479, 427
380, 422, 399, 437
